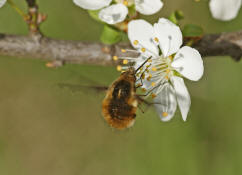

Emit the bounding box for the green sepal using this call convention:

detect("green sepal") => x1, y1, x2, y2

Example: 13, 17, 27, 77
173, 70, 183, 78
168, 10, 184, 25
100, 25, 123, 45
88, 10, 103, 23
182, 24, 203, 37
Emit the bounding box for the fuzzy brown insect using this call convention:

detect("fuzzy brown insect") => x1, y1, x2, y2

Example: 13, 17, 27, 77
102, 57, 152, 130
102, 68, 138, 130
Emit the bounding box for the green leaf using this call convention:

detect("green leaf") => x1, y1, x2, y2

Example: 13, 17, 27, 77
182, 24, 203, 37
100, 25, 122, 45
168, 10, 184, 25
88, 10, 102, 23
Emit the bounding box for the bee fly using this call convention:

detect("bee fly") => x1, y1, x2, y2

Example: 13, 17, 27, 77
102, 57, 152, 130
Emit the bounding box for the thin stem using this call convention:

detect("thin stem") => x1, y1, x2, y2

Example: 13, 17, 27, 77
7, 0, 27, 18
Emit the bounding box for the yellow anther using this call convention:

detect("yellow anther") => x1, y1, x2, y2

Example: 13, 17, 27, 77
133, 40, 139, 45
141, 74, 145, 80
121, 49, 126, 53
165, 75, 169, 80
123, 59, 128, 64
123, 0, 128, 6
113, 56, 118, 61
162, 112, 168, 117
154, 37, 159, 42
151, 93, 157, 99
141, 88, 146, 92
166, 69, 170, 74
147, 76, 151, 81
152, 67, 157, 71
136, 83, 142, 87
151, 82, 156, 87
141, 48, 146, 52
148, 59, 152, 63
146, 69, 149, 73
140, 67, 143, 71
169, 55, 173, 60
121, 71, 125, 73
116, 65, 122, 71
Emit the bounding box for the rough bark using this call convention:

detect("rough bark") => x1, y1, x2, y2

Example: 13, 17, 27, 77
0, 30, 241, 66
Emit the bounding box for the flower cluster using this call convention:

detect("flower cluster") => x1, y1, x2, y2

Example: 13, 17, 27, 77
116, 18, 204, 121
73, 0, 163, 24
0, 0, 6, 8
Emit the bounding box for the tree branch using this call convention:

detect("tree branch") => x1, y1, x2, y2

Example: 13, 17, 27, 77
0, 30, 241, 66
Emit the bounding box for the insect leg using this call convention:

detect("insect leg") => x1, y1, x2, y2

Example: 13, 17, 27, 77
135, 66, 150, 89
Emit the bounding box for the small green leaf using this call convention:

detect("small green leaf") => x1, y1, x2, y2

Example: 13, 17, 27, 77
182, 24, 203, 37
168, 10, 184, 25
100, 25, 122, 45
88, 10, 102, 22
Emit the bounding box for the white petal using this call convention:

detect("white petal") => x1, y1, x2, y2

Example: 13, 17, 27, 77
154, 18, 183, 57
172, 46, 204, 81
99, 4, 128, 24
128, 19, 159, 56
171, 77, 191, 121
154, 83, 177, 122
209, 0, 242, 21
135, 0, 163, 15
0, 0, 6, 8
73, 0, 112, 10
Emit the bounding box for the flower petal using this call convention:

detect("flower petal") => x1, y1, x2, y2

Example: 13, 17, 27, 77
154, 83, 177, 122
99, 4, 128, 24
171, 76, 191, 121
172, 46, 204, 81
0, 0, 6, 8
73, 0, 112, 10
209, 0, 242, 21
135, 0, 163, 15
153, 18, 183, 57
128, 19, 159, 56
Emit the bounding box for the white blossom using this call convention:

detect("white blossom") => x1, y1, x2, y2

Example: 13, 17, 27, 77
73, 0, 163, 24
209, 0, 242, 21
117, 18, 204, 121
0, 0, 7, 8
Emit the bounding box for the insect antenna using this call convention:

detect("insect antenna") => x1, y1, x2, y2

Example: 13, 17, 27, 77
134, 56, 152, 74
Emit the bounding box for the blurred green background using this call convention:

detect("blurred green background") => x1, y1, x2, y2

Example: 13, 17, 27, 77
0, 0, 242, 175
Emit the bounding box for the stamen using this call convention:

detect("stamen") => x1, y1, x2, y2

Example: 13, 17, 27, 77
123, 59, 128, 64
162, 112, 168, 117
152, 67, 157, 71
136, 83, 142, 87
133, 40, 139, 45
147, 74, 152, 81
166, 69, 170, 74
154, 37, 159, 42
141, 88, 146, 92
151, 82, 156, 87
123, 0, 128, 6
151, 93, 157, 99
141, 48, 146, 52
113, 56, 118, 61
141, 74, 145, 80
116, 65, 122, 71
165, 75, 169, 80
121, 49, 126, 53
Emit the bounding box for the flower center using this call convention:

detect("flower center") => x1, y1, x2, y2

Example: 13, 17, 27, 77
115, 0, 134, 6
